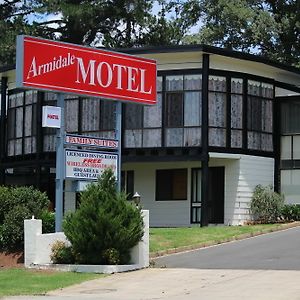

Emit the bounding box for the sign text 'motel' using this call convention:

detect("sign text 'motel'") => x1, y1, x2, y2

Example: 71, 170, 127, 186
16, 36, 157, 105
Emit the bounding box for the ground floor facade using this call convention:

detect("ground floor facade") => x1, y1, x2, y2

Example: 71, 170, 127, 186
58, 153, 274, 226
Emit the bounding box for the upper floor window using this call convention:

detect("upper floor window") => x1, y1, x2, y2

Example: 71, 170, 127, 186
165, 74, 202, 147
247, 81, 273, 151
7, 91, 37, 156
231, 78, 243, 148
281, 100, 300, 134
208, 76, 226, 147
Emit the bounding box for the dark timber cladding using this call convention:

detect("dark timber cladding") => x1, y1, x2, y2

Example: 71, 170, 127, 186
0, 76, 8, 184
201, 54, 209, 227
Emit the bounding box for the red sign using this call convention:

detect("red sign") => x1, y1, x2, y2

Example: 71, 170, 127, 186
16, 36, 157, 105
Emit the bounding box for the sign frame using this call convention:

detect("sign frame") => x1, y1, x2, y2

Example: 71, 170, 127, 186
65, 133, 119, 150
65, 148, 118, 181
16, 35, 157, 105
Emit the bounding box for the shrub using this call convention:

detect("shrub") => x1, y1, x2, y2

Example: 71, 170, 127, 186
0, 186, 11, 224
0, 186, 51, 250
281, 204, 300, 221
1, 205, 31, 250
40, 210, 55, 233
63, 169, 144, 265
250, 185, 284, 223
50, 240, 75, 264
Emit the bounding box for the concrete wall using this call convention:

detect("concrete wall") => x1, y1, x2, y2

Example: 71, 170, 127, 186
24, 210, 149, 272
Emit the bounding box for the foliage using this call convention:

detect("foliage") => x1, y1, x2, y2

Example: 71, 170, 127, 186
183, 0, 300, 66
50, 240, 75, 264
40, 210, 55, 233
250, 185, 284, 223
0, 268, 103, 297
0, 0, 199, 67
63, 169, 144, 265
1, 206, 32, 250
0, 185, 50, 250
281, 204, 300, 221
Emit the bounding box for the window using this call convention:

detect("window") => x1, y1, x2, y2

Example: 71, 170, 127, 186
247, 80, 273, 151
7, 91, 37, 156
165, 93, 184, 127
156, 169, 187, 201
208, 76, 227, 147
165, 74, 202, 147
231, 78, 243, 148
281, 101, 300, 134
121, 170, 134, 199
123, 73, 202, 148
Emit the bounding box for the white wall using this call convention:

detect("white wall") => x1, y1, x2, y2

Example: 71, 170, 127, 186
209, 155, 274, 225
24, 211, 149, 272
123, 161, 200, 227
123, 154, 274, 226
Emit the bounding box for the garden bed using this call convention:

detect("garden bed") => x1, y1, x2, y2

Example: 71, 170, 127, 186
0, 251, 24, 268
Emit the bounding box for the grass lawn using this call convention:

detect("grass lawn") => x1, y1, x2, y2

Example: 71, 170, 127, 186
149, 223, 286, 253
0, 268, 104, 296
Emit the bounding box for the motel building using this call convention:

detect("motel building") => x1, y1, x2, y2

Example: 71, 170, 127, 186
1, 44, 300, 227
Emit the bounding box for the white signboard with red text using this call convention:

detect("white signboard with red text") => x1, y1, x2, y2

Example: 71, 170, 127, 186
65, 134, 118, 149
16, 36, 157, 105
42, 106, 62, 128
65, 149, 118, 180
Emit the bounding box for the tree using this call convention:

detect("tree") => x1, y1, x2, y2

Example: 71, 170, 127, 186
0, 0, 200, 67
183, 0, 300, 66
63, 169, 144, 265
0, 1, 33, 65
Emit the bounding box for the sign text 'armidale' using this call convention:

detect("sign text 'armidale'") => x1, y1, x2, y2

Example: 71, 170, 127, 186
16, 36, 157, 105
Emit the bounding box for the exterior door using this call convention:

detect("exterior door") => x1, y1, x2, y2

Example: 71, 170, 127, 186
191, 168, 201, 224
208, 167, 225, 224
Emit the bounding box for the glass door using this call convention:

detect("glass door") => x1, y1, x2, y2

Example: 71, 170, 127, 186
191, 168, 201, 224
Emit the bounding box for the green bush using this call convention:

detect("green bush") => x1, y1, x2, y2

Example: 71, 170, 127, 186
50, 240, 75, 264
63, 169, 144, 265
250, 185, 284, 223
0, 185, 51, 250
1, 205, 31, 250
281, 204, 300, 221
40, 210, 55, 233
0, 186, 11, 224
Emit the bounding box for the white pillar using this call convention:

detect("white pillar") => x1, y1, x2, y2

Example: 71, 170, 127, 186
24, 219, 42, 267
130, 210, 149, 268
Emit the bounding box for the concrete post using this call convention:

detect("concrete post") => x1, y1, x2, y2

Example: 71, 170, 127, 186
24, 218, 42, 267
130, 210, 149, 267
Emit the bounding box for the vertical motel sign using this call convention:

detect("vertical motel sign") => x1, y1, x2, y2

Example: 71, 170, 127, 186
16, 35, 157, 231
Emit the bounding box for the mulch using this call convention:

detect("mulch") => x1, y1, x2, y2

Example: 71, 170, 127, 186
0, 251, 24, 269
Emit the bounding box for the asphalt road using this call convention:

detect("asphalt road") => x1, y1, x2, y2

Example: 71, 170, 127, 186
154, 226, 300, 270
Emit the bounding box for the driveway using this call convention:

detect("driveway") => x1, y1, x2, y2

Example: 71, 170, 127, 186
3, 227, 300, 300
154, 226, 300, 270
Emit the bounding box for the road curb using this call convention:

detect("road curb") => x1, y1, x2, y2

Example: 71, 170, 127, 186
149, 221, 300, 259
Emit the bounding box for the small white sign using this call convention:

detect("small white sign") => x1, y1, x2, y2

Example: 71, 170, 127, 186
42, 106, 61, 128
65, 149, 118, 180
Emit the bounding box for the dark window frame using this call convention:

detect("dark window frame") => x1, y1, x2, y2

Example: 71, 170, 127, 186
156, 168, 188, 201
